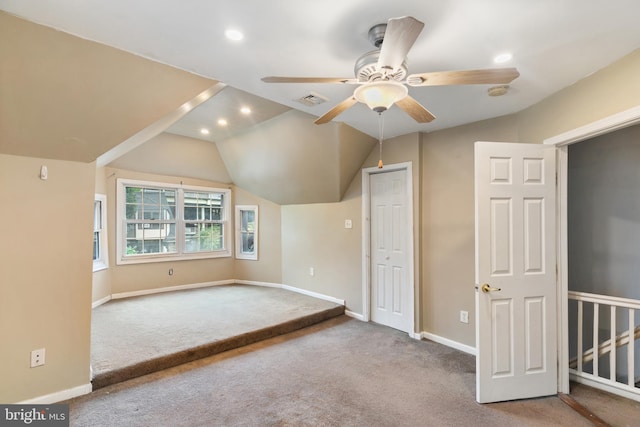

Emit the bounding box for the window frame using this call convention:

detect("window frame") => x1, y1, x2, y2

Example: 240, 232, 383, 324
116, 179, 232, 265
235, 205, 258, 260
93, 193, 109, 272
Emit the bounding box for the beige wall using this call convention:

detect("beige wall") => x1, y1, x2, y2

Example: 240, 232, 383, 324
0, 154, 94, 403
421, 115, 519, 345
108, 133, 232, 184
281, 133, 421, 315
233, 186, 282, 284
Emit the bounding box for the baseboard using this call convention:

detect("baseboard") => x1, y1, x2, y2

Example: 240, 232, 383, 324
281, 284, 345, 306
111, 279, 235, 300
234, 280, 282, 289
420, 331, 476, 356
92, 295, 111, 309
344, 310, 364, 321
17, 383, 92, 404
108, 280, 345, 308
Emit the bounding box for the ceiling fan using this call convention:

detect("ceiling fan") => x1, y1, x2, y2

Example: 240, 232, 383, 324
262, 16, 520, 125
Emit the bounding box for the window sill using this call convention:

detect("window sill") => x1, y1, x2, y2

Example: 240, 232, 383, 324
93, 262, 108, 273
116, 251, 232, 265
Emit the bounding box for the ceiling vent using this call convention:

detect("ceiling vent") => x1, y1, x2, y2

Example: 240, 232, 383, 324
295, 92, 328, 107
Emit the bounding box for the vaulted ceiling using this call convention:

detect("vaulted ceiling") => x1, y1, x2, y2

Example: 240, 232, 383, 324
2, 0, 640, 142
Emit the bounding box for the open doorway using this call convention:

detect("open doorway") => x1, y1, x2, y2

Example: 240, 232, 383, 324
546, 106, 640, 401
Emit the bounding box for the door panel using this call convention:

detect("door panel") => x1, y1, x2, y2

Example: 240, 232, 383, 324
475, 141, 557, 403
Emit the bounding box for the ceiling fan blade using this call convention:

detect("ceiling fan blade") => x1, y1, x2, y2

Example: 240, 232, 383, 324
395, 96, 436, 123
377, 16, 425, 73
262, 76, 359, 84
314, 96, 358, 124
406, 68, 520, 87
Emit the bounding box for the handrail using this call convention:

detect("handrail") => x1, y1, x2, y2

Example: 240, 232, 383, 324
569, 291, 640, 310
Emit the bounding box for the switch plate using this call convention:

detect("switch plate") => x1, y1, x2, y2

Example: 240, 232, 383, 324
460, 310, 469, 324
309, 267, 315, 276
344, 219, 352, 229
31, 348, 45, 367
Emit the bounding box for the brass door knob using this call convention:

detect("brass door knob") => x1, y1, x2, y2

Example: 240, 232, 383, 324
481, 283, 501, 293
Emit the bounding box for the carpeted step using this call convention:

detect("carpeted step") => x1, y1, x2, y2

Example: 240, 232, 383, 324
92, 304, 344, 389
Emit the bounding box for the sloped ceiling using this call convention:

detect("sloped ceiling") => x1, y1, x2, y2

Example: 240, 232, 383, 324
216, 110, 375, 204
0, 11, 216, 162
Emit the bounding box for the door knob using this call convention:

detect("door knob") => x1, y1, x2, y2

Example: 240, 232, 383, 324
481, 283, 501, 293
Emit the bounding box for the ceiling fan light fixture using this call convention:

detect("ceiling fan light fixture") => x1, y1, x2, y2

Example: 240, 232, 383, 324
354, 80, 408, 112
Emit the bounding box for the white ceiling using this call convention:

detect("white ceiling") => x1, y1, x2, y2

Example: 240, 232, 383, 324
2, 0, 640, 140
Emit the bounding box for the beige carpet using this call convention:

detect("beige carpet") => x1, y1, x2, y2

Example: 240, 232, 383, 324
72, 316, 640, 426
91, 284, 344, 388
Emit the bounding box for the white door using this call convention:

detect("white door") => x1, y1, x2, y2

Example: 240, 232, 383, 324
475, 141, 557, 403
370, 169, 412, 333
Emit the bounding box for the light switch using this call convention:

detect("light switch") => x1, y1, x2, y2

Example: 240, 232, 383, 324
344, 219, 352, 229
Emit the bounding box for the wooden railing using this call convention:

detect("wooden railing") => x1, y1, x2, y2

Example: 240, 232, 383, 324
569, 291, 640, 402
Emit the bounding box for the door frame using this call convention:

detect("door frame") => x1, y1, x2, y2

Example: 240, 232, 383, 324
361, 161, 416, 337
544, 105, 640, 394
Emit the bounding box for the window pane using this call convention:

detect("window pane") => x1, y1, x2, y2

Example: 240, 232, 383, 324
241, 232, 254, 254
184, 223, 223, 253
183, 191, 223, 221
93, 231, 100, 260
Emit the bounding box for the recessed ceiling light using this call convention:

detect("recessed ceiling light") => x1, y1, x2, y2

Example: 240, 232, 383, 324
240, 106, 251, 115
494, 53, 513, 64
225, 29, 244, 41
217, 118, 228, 126
200, 128, 210, 135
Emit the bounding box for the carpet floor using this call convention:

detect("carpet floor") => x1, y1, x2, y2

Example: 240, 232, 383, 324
91, 284, 344, 388
73, 315, 640, 426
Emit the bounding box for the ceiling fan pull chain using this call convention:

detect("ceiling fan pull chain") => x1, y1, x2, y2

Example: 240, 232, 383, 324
378, 112, 384, 169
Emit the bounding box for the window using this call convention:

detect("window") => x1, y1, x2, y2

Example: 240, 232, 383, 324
93, 194, 108, 272
235, 205, 258, 260
116, 179, 231, 264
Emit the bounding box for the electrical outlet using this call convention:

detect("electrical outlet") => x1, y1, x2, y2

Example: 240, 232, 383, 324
309, 267, 315, 276
31, 348, 45, 367
344, 219, 352, 229
460, 310, 469, 324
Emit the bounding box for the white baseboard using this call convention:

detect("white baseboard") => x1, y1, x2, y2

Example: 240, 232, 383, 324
106, 280, 345, 308
234, 280, 282, 288
111, 279, 234, 300
281, 284, 345, 306
344, 310, 364, 321
420, 331, 476, 356
17, 383, 92, 404
91, 295, 111, 308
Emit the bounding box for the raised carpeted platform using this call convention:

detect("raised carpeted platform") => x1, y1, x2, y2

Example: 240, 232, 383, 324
91, 284, 344, 389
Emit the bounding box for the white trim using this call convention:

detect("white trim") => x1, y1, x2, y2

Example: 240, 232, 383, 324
17, 383, 92, 404
110, 280, 345, 306
420, 331, 477, 356
235, 205, 258, 260
115, 179, 232, 265
111, 280, 234, 300
97, 83, 226, 167
281, 284, 345, 306
544, 103, 640, 396
544, 105, 640, 147
570, 372, 640, 403
235, 280, 282, 288
92, 295, 112, 309
361, 162, 416, 337
92, 193, 109, 272
345, 310, 364, 321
